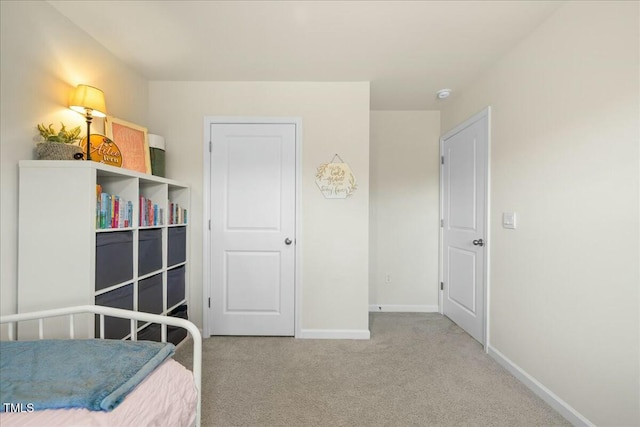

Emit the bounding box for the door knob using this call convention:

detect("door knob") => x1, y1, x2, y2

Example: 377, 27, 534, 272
472, 239, 484, 247
284, 238, 292, 245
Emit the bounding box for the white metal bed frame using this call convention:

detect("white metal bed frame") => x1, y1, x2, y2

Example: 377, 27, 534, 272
0, 305, 202, 427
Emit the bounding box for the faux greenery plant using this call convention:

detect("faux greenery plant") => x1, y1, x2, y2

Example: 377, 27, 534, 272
37, 122, 82, 144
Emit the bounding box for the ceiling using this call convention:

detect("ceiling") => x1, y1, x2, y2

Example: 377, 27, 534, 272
48, 1, 562, 110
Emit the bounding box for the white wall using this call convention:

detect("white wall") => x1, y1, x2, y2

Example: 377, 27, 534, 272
369, 111, 440, 311
0, 1, 148, 318
147, 81, 370, 335
441, 2, 639, 425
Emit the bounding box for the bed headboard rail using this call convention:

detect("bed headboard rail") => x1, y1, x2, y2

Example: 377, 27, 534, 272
1, 305, 202, 427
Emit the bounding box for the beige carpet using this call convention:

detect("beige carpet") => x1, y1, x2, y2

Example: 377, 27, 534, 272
175, 312, 568, 426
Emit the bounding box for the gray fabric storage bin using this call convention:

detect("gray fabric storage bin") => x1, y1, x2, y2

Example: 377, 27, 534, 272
95, 231, 133, 291
138, 229, 162, 276
137, 305, 188, 345
167, 265, 185, 308
138, 273, 163, 315
137, 324, 161, 342
95, 284, 133, 339
167, 304, 188, 345
168, 226, 186, 267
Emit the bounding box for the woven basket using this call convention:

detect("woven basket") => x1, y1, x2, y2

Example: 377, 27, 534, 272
36, 143, 84, 160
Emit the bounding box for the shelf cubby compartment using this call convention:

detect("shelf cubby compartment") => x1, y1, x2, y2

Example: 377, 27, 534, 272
96, 170, 137, 229
139, 179, 166, 227
168, 184, 189, 225
96, 170, 138, 205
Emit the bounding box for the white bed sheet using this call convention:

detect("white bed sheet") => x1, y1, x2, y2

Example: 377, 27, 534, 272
0, 359, 197, 427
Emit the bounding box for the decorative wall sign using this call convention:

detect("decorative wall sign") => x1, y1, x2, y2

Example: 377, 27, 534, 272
105, 116, 151, 174
80, 134, 123, 168
315, 154, 357, 199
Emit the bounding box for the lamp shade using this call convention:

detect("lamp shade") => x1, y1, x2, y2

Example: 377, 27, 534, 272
69, 84, 107, 117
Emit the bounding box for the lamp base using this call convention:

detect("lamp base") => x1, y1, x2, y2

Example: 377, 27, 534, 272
85, 112, 94, 161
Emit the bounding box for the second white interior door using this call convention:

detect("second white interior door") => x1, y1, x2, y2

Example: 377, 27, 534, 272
441, 109, 488, 345
210, 122, 296, 336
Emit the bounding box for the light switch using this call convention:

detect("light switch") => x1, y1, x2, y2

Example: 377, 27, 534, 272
502, 212, 516, 229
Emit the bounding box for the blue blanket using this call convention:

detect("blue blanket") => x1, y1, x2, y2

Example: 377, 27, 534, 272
0, 339, 175, 412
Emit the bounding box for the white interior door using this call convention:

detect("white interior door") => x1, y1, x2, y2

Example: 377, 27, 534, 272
209, 122, 296, 336
441, 109, 489, 345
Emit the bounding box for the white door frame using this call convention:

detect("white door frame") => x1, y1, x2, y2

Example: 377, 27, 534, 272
202, 117, 303, 338
438, 107, 491, 350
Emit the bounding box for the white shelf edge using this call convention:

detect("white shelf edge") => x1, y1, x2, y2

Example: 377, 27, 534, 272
138, 270, 164, 281
167, 300, 188, 314
96, 227, 135, 233
95, 281, 135, 297
167, 261, 187, 270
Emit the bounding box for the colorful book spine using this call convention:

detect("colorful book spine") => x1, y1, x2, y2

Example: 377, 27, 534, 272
96, 185, 102, 228
139, 196, 145, 226
106, 195, 112, 228
95, 190, 132, 229
100, 193, 108, 229
110, 195, 116, 228
113, 196, 119, 229
119, 198, 125, 228
166, 201, 187, 225
127, 201, 133, 228
136, 197, 164, 227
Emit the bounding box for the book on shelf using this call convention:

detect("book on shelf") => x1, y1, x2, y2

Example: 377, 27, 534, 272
168, 201, 188, 225
139, 196, 163, 227
96, 185, 102, 228
113, 197, 119, 229
96, 186, 132, 230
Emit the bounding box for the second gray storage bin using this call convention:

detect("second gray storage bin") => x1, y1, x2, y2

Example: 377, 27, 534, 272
167, 265, 185, 308
138, 273, 163, 315
138, 229, 162, 276
95, 231, 133, 290
95, 284, 133, 339
168, 226, 186, 267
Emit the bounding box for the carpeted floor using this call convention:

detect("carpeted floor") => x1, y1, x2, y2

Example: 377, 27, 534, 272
175, 312, 569, 426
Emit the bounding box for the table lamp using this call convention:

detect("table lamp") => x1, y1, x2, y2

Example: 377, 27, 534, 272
69, 85, 107, 161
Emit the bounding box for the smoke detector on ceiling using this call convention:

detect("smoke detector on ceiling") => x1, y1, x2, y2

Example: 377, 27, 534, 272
436, 89, 452, 99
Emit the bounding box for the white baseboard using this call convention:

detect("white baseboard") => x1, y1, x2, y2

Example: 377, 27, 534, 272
297, 329, 370, 340
488, 346, 594, 427
369, 304, 439, 313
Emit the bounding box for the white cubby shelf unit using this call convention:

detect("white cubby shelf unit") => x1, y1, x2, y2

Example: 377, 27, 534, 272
18, 160, 189, 344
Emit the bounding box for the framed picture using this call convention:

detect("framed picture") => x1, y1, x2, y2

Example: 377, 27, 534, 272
105, 116, 151, 174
